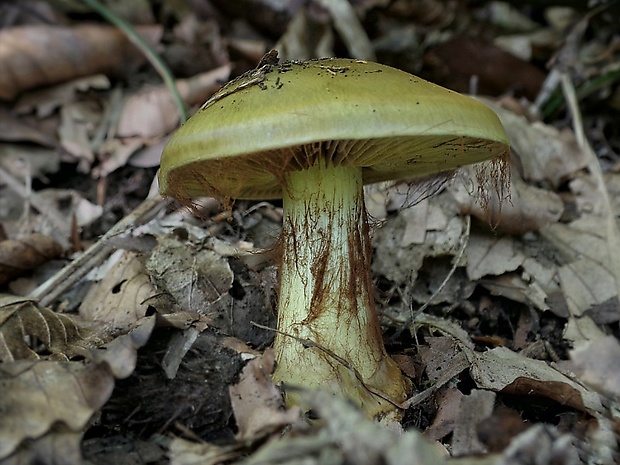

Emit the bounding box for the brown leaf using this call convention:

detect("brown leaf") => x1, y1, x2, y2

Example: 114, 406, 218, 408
0, 316, 154, 461
424, 36, 545, 100
469, 346, 604, 415
0, 360, 114, 461
116, 64, 232, 139
80, 251, 157, 331
452, 166, 564, 235
0, 24, 161, 101
0, 233, 63, 286
145, 236, 234, 313
0, 295, 96, 362
451, 389, 496, 455
229, 349, 299, 439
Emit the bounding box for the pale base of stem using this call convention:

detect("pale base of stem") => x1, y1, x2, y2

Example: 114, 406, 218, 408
272, 161, 408, 420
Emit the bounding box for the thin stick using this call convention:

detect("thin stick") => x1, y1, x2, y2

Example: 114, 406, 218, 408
392, 214, 472, 341
30, 196, 165, 306
560, 72, 620, 303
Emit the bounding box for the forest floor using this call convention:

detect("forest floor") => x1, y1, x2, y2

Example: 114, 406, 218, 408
0, 1, 619, 464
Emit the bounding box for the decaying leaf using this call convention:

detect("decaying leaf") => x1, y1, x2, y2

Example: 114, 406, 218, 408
483, 98, 588, 188
116, 64, 232, 139
0, 24, 161, 100
567, 335, 620, 399
412, 313, 607, 418
542, 219, 619, 320
465, 233, 525, 280
451, 389, 496, 455
452, 165, 564, 235
0, 295, 95, 362
229, 349, 299, 439
145, 236, 234, 313
468, 346, 604, 415
0, 234, 63, 286
0, 316, 154, 461
80, 250, 158, 331
0, 360, 114, 460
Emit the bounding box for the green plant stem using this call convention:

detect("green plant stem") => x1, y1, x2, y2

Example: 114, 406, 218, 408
80, 0, 187, 123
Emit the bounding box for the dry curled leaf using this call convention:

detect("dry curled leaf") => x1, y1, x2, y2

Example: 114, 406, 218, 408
229, 349, 299, 439
0, 24, 161, 100
0, 233, 63, 286
0, 360, 114, 461
0, 316, 154, 462
469, 346, 604, 415
0, 295, 94, 362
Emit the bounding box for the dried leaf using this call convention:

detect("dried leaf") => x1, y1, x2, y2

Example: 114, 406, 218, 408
542, 219, 618, 318
451, 389, 496, 455
116, 64, 232, 139
468, 346, 604, 415
452, 166, 564, 235
424, 386, 464, 441
81, 251, 157, 331
0, 360, 114, 460
485, 99, 588, 188
568, 335, 620, 399
0, 24, 161, 100
0, 234, 63, 286
465, 233, 525, 280
229, 349, 298, 439
145, 236, 234, 313
0, 316, 154, 461
0, 295, 95, 362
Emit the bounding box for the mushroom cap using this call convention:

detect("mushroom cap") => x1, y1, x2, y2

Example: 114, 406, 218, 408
159, 58, 509, 200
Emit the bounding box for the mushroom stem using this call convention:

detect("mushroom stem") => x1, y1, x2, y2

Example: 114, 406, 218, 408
273, 159, 408, 418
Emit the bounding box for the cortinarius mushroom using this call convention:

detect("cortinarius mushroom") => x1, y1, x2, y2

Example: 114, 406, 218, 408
159, 55, 509, 419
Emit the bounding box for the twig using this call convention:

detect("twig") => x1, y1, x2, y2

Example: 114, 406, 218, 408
560, 72, 620, 302
391, 215, 472, 341
29, 196, 165, 306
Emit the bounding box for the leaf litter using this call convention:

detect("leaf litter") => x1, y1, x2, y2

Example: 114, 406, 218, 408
0, 1, 619, 464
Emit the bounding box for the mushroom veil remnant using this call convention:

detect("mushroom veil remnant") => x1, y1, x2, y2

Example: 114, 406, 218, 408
159, 53, 509, 420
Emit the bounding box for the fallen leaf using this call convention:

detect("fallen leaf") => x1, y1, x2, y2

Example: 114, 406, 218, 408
80, 250, 158, 331
567, 335, 620, 399
452, 165, 564, 235
465, 233, 525, 280
116, 64, 232, 139
482, 99, 588, 189
468, 346, 604, 415
0, 234, 63, 286
229, 349, 298, 439
451, 389, 496, 455
0, 295, 94, 362
0, 24, 161, 100
424, 386, 465, 441
145, 236, 234, 313
0, 360, 114, 460
0, 316, 154, 461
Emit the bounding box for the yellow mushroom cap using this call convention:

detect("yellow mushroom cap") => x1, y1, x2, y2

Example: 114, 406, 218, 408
159, 57, 509, 200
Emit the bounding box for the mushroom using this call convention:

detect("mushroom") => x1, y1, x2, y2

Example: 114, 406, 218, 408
158, 55, 509, 419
